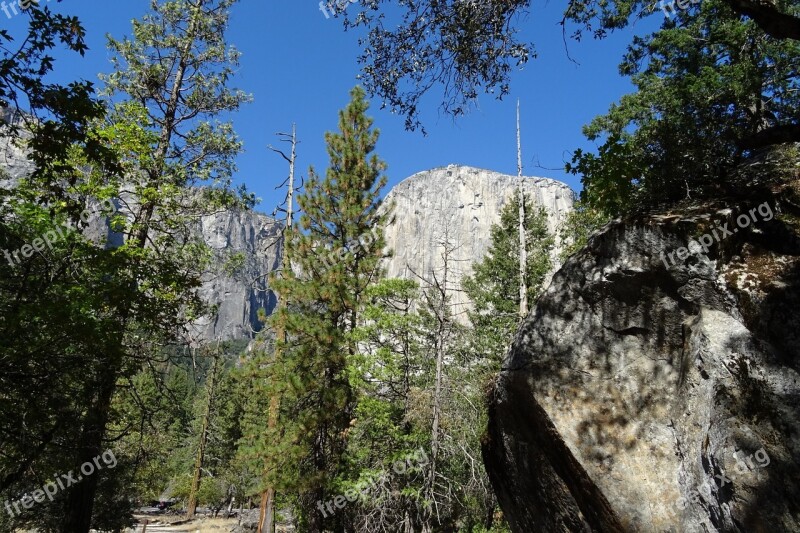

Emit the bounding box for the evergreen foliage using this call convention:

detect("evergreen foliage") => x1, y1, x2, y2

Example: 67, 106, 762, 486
257, 86, 388, 530
6, 0, 797, 530
569, 0, 800, 215
342, 0, 800, 143
462, 191, 553, 367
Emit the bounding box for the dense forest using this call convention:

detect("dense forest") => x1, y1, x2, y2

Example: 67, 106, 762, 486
0, 0, 798, 532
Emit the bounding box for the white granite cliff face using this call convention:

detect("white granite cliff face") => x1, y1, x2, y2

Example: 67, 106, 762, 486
381, 165, 575, 315
205, 164, 575, 339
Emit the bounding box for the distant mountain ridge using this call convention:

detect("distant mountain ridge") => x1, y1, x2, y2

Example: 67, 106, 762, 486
0, 131, 575, 340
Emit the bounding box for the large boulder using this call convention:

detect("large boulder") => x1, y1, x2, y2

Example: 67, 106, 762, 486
483, 192, 800, 532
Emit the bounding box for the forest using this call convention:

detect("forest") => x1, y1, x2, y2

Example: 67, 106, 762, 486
0, 0, 798, 532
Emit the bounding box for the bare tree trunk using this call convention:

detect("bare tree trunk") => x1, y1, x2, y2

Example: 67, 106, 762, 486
258, 125, 297, 533
517, 99, 528, 319
423, 232, 457, 532
226, 494, 234, 517
429, 267, 446, 496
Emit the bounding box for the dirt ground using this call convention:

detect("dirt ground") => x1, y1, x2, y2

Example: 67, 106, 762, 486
130, 516, 238, 532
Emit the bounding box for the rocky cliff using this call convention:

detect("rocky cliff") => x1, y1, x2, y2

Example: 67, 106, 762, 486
483, 191, 800, 532
206, 165, 574, 340
189, 208, 282, 341
0, 122, 283, 342
382, 165, 574, 315
0, 111, 33, 187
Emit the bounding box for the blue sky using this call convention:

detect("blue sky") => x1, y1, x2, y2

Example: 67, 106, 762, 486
6, 0, 660, 212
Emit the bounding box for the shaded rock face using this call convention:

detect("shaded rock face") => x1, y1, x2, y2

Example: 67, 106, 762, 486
382, 165, 574, 315
0, 113, 282, 343
0, 129, 282, 342
190, 209, 282, 342
483, 197, 800, 532
0, 109, 34, 187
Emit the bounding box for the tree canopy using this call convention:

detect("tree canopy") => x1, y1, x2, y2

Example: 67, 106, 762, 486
343, 0, 799, 133
342, 0, 799, 214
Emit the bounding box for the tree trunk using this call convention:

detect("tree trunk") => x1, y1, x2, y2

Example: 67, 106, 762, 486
187, 353, 219, 518
517, 99, 528, 318
257, 487, 276, 533
60, 360, 119, 532
258, 125, 296, 533
426, 236, 452, 531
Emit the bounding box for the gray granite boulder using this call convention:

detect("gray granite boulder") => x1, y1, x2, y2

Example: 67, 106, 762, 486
484, 194, 800, 532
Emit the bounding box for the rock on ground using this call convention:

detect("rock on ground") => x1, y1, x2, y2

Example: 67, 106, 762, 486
483, 193, 800, 532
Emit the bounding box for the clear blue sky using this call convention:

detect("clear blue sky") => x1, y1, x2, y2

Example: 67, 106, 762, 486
7, 0, 659, 212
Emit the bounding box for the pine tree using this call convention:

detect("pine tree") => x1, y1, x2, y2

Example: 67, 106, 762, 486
344, 277, 429, 531
462, 191, 553, 368
187, 351, 220, 517
265, 86, 388, 531
557, 199, 609, 262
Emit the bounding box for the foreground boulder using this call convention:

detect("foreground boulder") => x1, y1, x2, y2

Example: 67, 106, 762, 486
483, 192, 800, 532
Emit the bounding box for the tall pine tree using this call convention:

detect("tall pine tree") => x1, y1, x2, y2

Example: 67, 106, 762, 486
264, 86, 388, 531
57, 1, 250, 529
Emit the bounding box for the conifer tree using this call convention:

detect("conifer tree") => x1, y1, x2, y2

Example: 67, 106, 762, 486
463, 191, 553, 368
344, 277, 429, 531
265, 86, 388, 531
187, 351, 220, 517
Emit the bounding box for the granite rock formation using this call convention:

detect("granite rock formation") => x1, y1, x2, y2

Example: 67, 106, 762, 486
0, 120, 282, 342
1, 136, 574, 341
0, 109, 34, 186
189, 208, 282, 342
381, 165, 574, 316
483, 194, 800, 532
